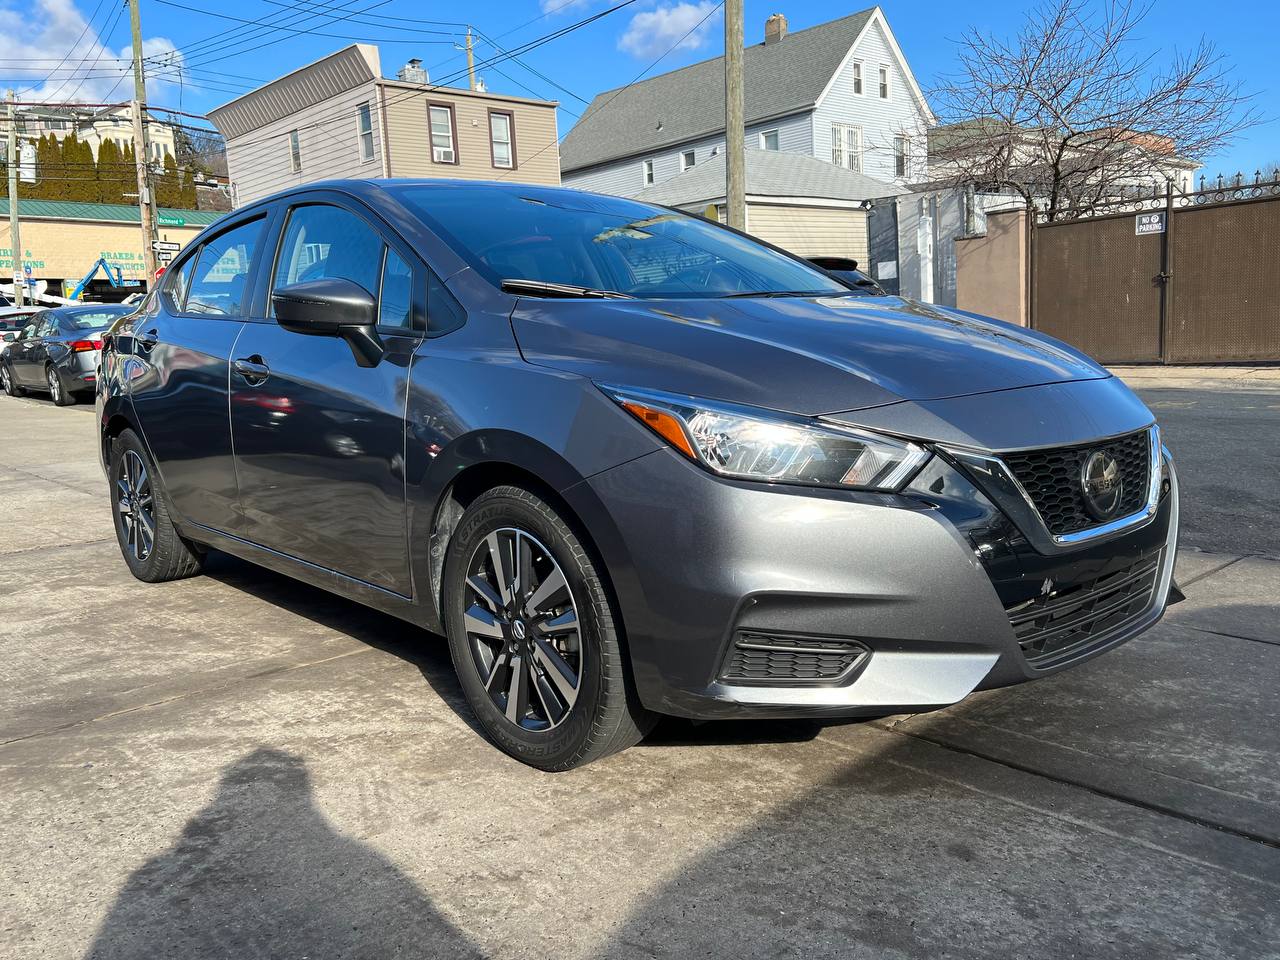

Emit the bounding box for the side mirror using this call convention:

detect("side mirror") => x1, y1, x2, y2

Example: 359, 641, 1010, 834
272, 278, 384, 367
0, 332, 13, 342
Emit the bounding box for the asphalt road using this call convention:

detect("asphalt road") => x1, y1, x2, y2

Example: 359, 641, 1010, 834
1, 376, 1277, 960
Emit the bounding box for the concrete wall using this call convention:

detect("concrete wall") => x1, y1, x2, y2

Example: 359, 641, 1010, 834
954, 208, 1028, 325
380, 84, 560, 185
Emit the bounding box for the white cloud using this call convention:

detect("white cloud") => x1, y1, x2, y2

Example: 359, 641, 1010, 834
617, 1, 721, 60
0, 0, 183, 104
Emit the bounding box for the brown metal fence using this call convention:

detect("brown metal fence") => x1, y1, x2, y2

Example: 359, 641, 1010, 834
1030, 182, 1280, 363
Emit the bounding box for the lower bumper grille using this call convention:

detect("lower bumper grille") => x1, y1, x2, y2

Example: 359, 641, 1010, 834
1007, 549, 1163, 667
720, 632, 869, 685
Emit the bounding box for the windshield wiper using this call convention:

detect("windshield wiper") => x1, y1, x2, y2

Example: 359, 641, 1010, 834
500, 278, 633, 300
722, 289, 844, 299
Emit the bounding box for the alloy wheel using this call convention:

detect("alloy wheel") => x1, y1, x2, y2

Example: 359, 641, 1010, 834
116, 449, 156, 562
463, 527, 582, 731
46, 367, 61, 403
1, 364, 10, 393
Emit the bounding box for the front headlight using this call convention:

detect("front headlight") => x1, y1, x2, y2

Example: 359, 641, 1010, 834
602, 385, 930, 491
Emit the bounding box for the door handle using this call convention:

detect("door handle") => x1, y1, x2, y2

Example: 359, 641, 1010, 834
233, 356, 270, 385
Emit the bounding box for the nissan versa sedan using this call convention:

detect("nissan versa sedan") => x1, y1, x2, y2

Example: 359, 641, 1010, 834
97, 180, 1179, 770
3, 303, 134, 404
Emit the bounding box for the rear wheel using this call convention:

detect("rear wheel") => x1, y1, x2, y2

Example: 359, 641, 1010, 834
443, 485, 655, 770
1, 362, 22, 397
46, 364, 74, 406
109, 428, 204, 583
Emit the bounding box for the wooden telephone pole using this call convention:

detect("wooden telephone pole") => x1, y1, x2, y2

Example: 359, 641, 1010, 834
128, 0, 159, 287
724, 0, 745, 230
466, 28, 477, 91
6, 90, 23, 306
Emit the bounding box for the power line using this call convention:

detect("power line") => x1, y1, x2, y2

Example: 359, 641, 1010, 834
149, 0, 460, 47
497, 0, 725, 181
16, 0, 110, 96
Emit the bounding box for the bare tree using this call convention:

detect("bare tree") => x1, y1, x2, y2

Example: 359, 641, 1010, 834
929, 0, 1259, 219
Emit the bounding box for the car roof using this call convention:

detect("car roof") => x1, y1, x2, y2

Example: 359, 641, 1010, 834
232, 177, 650, 218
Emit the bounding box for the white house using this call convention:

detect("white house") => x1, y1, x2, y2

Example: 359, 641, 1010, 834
561, 8, 933, 197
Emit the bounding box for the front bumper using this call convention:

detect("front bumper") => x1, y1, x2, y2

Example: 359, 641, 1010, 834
582, 440, 1179, 720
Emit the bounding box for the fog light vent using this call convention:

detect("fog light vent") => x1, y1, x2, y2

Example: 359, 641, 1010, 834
720, 632, 870, 686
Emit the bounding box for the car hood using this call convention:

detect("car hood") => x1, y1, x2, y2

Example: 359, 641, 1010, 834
511, 294, 1109, 415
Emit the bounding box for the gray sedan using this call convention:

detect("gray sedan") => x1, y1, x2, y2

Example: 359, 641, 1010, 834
1, 304, 135, 405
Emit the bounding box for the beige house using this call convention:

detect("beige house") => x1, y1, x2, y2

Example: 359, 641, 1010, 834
208, 45, 560, 207
634, 148, 904, 266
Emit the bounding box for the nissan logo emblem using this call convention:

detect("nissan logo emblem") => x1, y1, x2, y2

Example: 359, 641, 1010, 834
1080, 450, 1123, 521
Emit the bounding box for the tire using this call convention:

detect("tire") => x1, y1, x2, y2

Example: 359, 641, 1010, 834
1, 361, 23, 397
47, 364, 75, 406
443, 485, 655, 770
109, 428, 205, 583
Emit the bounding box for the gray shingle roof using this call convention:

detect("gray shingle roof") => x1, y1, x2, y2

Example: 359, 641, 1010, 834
560, 8, 876, 173
633, 148, 905, 206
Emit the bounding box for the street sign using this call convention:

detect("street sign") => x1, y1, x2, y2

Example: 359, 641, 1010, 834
157, 251, 174, 264
152, 240, 181, 252
1135, 211, 1166, 235
157, 214, 186, 227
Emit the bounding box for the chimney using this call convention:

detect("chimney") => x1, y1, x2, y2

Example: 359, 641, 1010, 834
764, 13, 788, 44
396, 58, 428, 84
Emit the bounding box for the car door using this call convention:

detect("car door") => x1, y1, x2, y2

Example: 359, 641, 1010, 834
229, 195, 423, 595
10, 314, 51, 385
125, 212, 270, 534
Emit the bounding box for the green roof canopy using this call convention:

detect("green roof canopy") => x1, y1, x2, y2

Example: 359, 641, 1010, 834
0, 197, 222, 227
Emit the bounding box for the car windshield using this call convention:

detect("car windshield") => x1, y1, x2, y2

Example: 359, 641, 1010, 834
393, 185, 848, 300
57, 306, 132, 329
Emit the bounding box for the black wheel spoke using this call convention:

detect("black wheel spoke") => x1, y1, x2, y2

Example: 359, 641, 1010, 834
117, 450, 156, 562
465, 525, 582, 732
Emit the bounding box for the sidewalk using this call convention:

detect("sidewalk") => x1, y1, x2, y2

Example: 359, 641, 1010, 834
1111, 364, 1280, 384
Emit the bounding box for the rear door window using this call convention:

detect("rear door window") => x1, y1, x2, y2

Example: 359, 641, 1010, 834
185, 218, 265, 317
162, 255, 196, 313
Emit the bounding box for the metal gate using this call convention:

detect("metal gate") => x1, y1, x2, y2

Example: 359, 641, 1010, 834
1031, 181, 1280, 363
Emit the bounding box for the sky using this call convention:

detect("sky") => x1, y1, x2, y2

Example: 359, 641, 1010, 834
2, 0, 1277, 181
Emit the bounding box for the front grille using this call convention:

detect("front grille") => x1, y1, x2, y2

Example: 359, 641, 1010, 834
1003, 430, 1150, 536
1008, 549, 1162, 666
720, 632, 869, 685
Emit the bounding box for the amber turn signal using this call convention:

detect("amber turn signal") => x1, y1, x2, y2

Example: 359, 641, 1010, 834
620, 400, 698, 460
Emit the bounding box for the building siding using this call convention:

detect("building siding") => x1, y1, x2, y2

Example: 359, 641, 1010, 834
563, 112, 812, 197
224, 81, 385, 207
745, 203, 868, 263
812, 20, 929, 185
381, 84, 560, 185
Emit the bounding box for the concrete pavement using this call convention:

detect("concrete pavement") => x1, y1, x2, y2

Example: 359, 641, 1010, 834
1, 379, 1277, 959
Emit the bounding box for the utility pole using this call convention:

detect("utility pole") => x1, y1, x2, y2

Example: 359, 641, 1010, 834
465, 28, 477, 91
128, 0, 159, 287
6, 90, 22, 307
724, 0, 745, 230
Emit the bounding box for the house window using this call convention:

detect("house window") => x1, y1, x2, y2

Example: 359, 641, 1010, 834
681, 149, 695, 171
357, 103, 375, 163
852, 61, 863, 96
894, 135, 909, 178
643, 159, 654, 186
879, 64, 890, 99
831, 122, 862, 172
489, 110, 514, 169
760, 129, 780, 151
289, 129, 301, 173
429, 104, 457, 164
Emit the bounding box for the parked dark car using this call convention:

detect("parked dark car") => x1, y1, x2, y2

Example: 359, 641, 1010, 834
0, 308, 44, 356
97, 180, 1180, 770
807, 256, 886, 295
2, 304, 135, 404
